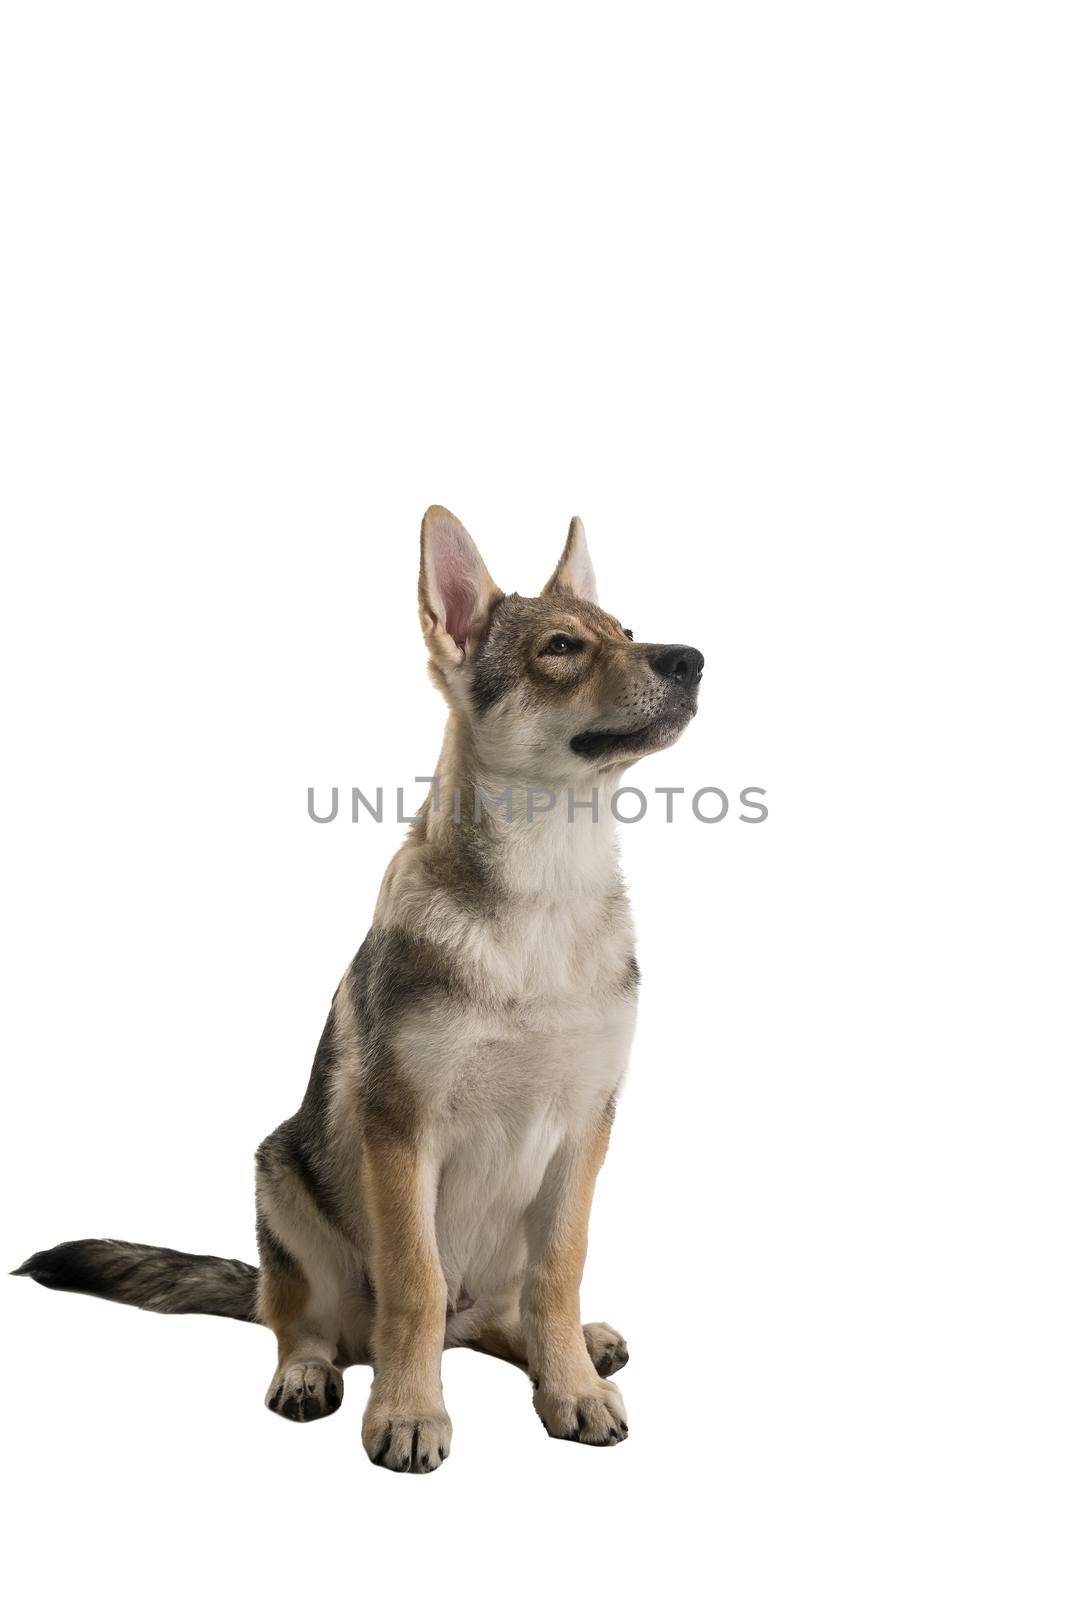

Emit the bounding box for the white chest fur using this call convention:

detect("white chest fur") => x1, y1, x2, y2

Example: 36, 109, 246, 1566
428, 988, 636, 1301
382, 799, 638, 1301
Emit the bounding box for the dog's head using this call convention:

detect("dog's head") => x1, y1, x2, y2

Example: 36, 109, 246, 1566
419, 507, 702, 784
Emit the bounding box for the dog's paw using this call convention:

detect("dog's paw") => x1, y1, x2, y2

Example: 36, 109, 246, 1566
583, 1321, 629, 1377
362, 1402, 452, 1473
533, 1375, 628, 1446
266, 1359, 343, 1422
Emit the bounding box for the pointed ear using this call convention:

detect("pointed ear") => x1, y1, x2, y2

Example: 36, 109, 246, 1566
541, 515, 598, 605
419, 506, 503, 664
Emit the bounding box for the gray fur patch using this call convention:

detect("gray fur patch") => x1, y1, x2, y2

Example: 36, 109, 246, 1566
348, 928, 461, 1139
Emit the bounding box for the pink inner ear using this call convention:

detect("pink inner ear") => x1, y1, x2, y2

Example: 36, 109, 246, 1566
433, 527, 479, 646
566, 543, 597, 603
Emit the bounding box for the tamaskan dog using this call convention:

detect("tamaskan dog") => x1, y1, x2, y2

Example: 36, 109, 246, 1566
16, 507, 703, 1472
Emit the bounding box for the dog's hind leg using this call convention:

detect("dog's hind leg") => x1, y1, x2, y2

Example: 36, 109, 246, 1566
581, 1322, 630, 1377
449, 1296, 630, 1378
255, 1134, 348, 1423
446, 1292, 526, 1365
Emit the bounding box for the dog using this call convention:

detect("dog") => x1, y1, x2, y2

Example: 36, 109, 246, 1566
16, 506, 703, 1471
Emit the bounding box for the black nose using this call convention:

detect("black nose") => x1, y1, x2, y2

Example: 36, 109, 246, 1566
651, 645, 704, 685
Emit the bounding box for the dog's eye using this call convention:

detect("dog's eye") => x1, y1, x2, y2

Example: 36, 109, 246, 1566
542, 634, 583, 655
623, 629, 634, 640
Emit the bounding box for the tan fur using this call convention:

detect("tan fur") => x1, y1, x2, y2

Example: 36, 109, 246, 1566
521, 1111, 627, 1444
17, 509, 696, 1467
359, 1135, 452, 1469
17, 510, 696, 1466
257, 511, 697, 1466
258, 1261, 308, 1333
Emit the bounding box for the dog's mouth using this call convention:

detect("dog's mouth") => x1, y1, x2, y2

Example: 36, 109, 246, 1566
570, 708, 693, 763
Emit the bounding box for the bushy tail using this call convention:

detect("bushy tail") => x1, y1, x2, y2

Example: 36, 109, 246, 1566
13, 1238, 260, 1322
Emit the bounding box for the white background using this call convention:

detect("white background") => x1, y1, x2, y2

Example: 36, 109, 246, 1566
1, 4, 1063, 1596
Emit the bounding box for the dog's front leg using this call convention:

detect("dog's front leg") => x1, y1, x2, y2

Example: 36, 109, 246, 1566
361, 1134, 451, 1472
522, 1108, 628, 1446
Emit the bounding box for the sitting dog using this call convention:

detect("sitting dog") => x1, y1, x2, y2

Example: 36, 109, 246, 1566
17, 507, 703, 1472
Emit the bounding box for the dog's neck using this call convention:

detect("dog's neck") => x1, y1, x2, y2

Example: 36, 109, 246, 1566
421, 713, 623, 901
